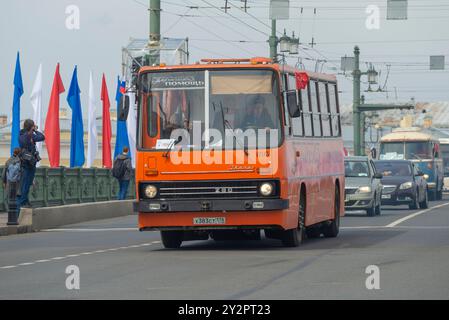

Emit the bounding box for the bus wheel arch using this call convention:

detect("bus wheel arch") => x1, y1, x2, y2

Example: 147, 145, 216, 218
280, 184, 307, 247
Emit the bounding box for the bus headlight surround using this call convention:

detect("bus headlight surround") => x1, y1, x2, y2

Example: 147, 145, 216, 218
260, 183, 274, 197
144, 185, 158, 199
399, 182, 413, 190
357, 186, 372, 193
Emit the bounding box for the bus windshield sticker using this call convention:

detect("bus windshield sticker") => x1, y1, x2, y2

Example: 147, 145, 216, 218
156, 139, 176, 150
150, 73, 205, 90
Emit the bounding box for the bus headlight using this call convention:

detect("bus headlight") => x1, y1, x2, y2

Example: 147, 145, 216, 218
260, 183, 274, 197
144, 185, 158, 199
423, 174, 429, 180
357, 186, 372, 193
399, 182, 413, 190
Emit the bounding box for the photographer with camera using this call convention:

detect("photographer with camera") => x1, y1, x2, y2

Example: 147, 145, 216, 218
17, 119, 45, 211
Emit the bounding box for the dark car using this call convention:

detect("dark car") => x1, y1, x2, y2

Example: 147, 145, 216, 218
373, 160, 429, 210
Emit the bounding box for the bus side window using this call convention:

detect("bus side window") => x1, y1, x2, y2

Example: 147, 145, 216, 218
288, 74, 303, 137
302, 85, 313, 137
328, 84, 341, 137
310, 81, 322, 137
283, 73, 292, 136
319, 82, 332, 137
292, 91, 304, 136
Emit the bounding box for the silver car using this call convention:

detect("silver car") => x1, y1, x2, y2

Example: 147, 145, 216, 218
345, 156, 383, 216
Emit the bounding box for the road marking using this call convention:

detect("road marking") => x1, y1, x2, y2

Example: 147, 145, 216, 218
0, 242, 157, 271
41, 228, 138, 232
395, 226, 449, 230
341, 226, 385, 230
385, 202, 449, 228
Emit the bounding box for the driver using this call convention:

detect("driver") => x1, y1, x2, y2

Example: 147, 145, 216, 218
239, 96, 274, 130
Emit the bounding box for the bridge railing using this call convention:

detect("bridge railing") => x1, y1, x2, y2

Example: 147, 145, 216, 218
0, 167, 136, 212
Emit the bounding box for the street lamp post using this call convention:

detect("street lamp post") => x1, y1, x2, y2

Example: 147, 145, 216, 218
268, 22, 298, 62
352, 46, 415, 156
148, 0, 161, 65
269, 20, 278, 62
353, 46, 362, 156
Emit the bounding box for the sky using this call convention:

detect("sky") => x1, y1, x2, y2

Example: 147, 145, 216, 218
1, 0, 449, 123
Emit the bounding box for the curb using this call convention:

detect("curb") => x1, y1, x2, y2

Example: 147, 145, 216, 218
0, 200, 135, 237
0, 225, 34, 237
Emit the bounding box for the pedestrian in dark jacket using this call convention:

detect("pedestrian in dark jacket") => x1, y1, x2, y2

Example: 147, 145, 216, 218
17, 119, 45, 210
2, 148, 22, 192
113, 147, 132, 200
3, 148, 22, 220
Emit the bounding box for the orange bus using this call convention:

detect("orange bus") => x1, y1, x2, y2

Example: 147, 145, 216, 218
128, 57, 345, 248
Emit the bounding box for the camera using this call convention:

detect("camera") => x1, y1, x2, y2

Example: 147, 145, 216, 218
35, 151, 42, 162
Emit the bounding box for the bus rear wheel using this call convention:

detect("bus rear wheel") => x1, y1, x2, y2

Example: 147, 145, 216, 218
322, 186, 340, 238
160, 231, 183, 249
281, 191, 306, 247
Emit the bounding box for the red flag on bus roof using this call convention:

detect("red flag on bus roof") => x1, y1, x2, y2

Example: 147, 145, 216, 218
295, 72, 309, 90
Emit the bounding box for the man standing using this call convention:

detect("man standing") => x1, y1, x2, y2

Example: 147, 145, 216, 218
113, 147, 132, 200
17, 119, 45, 210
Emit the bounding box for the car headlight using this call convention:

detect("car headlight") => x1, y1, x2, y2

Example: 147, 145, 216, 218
423, 174, 429, 180
357, 186, 372, 193
260, 183, 274, 197
144, 185, 158, 198
399, 182, 413, 190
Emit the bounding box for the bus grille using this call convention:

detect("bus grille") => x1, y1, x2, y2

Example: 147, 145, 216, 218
140, 180, 280, 200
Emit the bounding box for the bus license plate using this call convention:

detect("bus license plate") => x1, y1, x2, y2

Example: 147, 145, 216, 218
382, 195, 391, 200
193, 217, 226, 225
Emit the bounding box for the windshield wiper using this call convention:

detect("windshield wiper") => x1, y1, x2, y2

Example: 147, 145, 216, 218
162, 136, 182, 158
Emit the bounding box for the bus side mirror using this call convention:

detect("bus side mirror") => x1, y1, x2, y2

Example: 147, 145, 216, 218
371, 148, 377, 159
286, 91, 301, 118
374, 173, 383, 179
118, 95, 130, 121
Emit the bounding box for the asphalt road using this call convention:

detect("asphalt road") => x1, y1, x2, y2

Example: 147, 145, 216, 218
1, 196, 449, 300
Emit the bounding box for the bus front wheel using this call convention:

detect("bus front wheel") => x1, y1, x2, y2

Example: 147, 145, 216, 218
281, 191, 306, 247
160, 231, 183, 249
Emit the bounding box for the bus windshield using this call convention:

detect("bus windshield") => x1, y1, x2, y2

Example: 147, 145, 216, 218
138, 69, 282, 150
380, 142, 432, 160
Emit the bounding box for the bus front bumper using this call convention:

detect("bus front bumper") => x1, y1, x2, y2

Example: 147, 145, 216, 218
134, 199, 289, 213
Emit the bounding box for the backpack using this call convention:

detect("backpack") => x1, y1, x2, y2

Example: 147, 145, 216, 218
112, 157, 127, 179
6, 158, 21, 183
